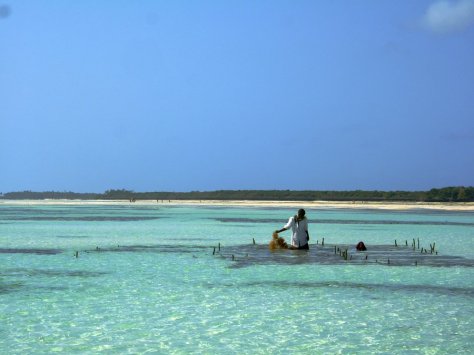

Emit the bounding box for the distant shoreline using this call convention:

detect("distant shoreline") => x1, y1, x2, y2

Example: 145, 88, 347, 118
1, 199, 474, 211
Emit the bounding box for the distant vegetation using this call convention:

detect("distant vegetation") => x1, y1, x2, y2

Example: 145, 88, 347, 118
1, 187, 473, 202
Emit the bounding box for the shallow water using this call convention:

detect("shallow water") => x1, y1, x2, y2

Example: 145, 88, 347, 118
1, 203, 473, 353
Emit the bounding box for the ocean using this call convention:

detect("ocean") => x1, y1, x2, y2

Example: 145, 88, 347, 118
1, 202, 473, 354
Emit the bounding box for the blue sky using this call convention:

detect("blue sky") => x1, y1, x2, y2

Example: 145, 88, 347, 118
1, 1, 473, 193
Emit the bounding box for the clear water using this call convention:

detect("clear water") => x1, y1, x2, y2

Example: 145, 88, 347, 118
1, 203, 473, 354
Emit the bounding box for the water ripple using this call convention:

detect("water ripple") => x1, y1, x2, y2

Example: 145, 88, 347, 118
235, 280, 474, 297
214, 217, 474, 227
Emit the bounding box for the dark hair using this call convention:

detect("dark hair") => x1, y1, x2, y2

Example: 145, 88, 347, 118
298, 209, 306, 217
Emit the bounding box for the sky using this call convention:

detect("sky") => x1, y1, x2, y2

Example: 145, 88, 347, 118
1, 0, 473, 193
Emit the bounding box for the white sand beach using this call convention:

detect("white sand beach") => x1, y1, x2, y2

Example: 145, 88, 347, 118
1, 199, 474, 211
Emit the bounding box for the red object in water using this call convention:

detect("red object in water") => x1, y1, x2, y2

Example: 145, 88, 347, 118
356, 241, 367, 251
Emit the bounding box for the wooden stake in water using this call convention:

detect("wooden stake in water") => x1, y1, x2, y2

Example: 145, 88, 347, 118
395, 240, 397, 247
75, 251, 79, 258
213, 247, 216, 255
218, 243, 221, 251
232, 254, 235, 261
322, 238, 325, 246
252, 238, 255, 245
417, 238, 420, 249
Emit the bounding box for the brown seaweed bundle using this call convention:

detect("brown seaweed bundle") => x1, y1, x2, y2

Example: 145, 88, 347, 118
269, 232, 288, 250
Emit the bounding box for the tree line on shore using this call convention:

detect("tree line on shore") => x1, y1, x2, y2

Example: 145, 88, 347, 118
1, 187, 473, 202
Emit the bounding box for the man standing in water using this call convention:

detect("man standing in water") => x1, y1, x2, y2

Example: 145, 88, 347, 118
274, 209, 310, 249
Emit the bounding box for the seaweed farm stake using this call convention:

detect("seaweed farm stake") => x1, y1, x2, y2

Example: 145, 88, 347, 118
213, 247, 216, 255
322, 237, 325, 246
218, 242, 221, 251
252, 238, 255, 245
395, 240, 397, 247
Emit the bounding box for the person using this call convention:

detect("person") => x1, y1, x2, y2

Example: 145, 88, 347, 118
356, 241, 367, 251
274, 209, 310, 249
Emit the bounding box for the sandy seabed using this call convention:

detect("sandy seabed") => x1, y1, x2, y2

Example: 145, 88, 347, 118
1, 199, 474, 211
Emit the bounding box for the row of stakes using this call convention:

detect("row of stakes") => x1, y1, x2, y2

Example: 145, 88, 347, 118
74, 246, 102, 258
396, 238, 438, 255
331, 238, 439, 265
209, 236, 440, 265
211, 238, 258, 261
212, 241, 241, 261
74, 237, 438, 266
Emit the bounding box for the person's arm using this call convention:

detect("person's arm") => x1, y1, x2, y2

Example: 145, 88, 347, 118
275, 216, 294, 234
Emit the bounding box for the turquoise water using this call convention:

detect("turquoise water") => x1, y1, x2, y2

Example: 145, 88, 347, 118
1, 203, 473, 354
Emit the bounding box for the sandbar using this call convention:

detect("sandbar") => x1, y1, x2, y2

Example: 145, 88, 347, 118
1, 199, 473, 211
